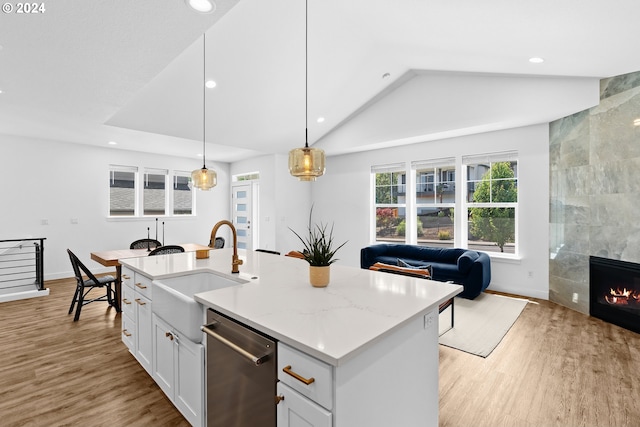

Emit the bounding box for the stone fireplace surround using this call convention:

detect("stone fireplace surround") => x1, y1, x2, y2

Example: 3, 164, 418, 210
549, 70, 640, 315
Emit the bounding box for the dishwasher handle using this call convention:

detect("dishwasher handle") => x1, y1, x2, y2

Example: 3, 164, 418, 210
202, 323, 269, 366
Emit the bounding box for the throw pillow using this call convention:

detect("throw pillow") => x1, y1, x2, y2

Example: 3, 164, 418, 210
370, 262, 432, 279
397, 258, 433, 277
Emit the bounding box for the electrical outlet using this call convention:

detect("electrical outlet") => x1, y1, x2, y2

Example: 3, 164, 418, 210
424, 313, 435, 329
70, 218, 79, 224
528, 271, 534, 278
41, 219, 49, 225
572, 293, 579, 303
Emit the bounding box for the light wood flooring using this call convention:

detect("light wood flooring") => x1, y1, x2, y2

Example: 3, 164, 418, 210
1, 278, 639, 426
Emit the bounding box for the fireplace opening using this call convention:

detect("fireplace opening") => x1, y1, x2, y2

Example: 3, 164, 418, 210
590, 256, 640, 334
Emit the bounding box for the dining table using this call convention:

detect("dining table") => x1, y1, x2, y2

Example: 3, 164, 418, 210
90, 243, 211, 310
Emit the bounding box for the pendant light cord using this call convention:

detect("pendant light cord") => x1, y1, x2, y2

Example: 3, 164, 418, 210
304, 0, 309, 149
203, 34, 207, 169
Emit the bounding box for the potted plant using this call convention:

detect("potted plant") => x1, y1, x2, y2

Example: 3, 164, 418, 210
290, 208, 347, 287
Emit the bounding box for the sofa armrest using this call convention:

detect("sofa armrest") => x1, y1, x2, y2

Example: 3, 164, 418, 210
360, 245, 389, 269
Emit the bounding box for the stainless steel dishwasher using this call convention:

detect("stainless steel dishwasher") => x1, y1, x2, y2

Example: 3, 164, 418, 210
202, 309, 277, 427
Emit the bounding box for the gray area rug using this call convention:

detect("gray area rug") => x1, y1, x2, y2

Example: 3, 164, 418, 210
439, 292, 528, 358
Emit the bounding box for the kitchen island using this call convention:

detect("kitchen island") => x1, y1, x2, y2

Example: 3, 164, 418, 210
120, 248, 462, 427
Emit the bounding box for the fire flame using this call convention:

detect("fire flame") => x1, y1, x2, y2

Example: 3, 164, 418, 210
605, 287, 640, 305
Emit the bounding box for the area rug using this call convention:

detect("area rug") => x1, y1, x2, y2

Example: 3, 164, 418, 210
439, 292, 528, 357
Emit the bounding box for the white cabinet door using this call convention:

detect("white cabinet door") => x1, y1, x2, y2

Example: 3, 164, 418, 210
277, 383, 332, 427
152, 314, 175, 398
175, 334, 204, 427
135, 293, 152, 374
121, 313, 135, 354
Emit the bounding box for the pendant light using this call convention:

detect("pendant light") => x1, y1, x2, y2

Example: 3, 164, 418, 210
191, 34, 217, 191
288, 0, 325, 181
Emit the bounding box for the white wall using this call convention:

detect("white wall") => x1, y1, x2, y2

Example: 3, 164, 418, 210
0, 135, 230, 279
230, 154, 312, 254
311, 124, 550, 300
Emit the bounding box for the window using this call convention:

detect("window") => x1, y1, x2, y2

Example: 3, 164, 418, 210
372, 164, 406, 243
109, 165, 138, 216
172, 172, 193, 215
143, 168, 167, 216
371, 152, 519, 256
234, 172, 260, 181
109, 165, 194, 218
413, 158, 456, 247
464, 152, 518, 254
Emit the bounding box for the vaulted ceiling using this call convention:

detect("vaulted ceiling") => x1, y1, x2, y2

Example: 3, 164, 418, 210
1, 0, 639, 162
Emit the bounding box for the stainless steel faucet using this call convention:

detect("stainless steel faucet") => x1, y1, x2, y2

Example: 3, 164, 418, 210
209, 220, 243, 273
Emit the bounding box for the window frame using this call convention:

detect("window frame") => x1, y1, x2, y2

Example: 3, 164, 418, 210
109, 165, 139, 217
462, 152, 519, 256
371, 163, 408, 244
412, 158, 456, 248
370, 152, 519, 257
171, 170, 195, 216
108, 165, 196, 219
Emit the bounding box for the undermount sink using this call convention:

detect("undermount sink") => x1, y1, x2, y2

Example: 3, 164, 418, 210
153, 272, 247, 343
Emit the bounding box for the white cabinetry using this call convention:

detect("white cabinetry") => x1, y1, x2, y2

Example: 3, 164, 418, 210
276, 311, 439, 427
152, 314, 204, 427
120, 267, 153, 375
277, 343, 333, 427
277, 382, 331, 427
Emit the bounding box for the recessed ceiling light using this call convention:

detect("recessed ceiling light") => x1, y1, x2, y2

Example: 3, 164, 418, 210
633, 118, 640, 126
186, 0, 215, 14
108, 141, 117, 145
317, 117, 325, 123
205, 80, 217, 89
529, 57, 544, 64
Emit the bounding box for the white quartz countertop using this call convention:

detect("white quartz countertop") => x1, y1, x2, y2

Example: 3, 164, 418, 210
120, 248, 462, 366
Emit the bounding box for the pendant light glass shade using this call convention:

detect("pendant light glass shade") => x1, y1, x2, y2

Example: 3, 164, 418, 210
191, 33, 217, 191
191, 167, 217, 190
288, 145, 325, 181
289, 0, 325, 181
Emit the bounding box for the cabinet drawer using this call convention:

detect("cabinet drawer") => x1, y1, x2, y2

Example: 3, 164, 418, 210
121, 267, 134, 290
133, 273, 153, 299
121, 285, 135, 318
278, 343, 333, 410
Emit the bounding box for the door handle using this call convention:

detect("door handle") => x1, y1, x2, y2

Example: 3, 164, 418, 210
202, 323, 270, 366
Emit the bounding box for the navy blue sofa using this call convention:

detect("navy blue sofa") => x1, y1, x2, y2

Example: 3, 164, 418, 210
360, 244, 491, 299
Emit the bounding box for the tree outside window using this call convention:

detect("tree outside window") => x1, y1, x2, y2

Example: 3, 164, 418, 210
467, 160, 517, 253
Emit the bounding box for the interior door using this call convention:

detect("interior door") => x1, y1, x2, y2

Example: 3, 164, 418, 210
231, 183, 252, 251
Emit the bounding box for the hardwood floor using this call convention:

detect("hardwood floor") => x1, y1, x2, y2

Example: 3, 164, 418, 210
439, 296, 640, 427
1, 278, 639, 426
0, 277, 189, 427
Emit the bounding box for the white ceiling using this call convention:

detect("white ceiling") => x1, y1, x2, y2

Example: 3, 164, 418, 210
2, 0, 640, 163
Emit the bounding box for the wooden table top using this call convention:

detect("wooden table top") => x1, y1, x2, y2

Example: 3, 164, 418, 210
91, 243, 210, 267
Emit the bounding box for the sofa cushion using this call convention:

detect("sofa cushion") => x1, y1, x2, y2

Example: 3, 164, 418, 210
457, 251, 480, 273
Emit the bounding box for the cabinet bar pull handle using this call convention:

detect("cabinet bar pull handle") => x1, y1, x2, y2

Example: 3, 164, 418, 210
282, 365, 315, 385
122, 298, 131, 305
134, 298, 146, 306
135, 282, 147, 289
122, 329, 132, 337
165, 332, 174, 341
202, 323, 269, 367
122, 275, 130, 279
